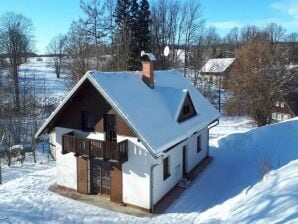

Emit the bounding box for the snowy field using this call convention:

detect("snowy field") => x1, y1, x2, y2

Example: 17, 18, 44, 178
1, 116, 298, 223
19, 57, 68, 99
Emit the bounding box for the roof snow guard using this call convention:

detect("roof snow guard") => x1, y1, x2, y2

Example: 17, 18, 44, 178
35, 70, 219, 157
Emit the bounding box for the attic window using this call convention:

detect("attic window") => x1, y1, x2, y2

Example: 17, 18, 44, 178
183, 105, 190, 115
177, 92, 197, 122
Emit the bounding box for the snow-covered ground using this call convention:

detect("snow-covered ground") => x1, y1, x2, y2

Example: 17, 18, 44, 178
1, 116, 298, 223
19, 57, 68, 98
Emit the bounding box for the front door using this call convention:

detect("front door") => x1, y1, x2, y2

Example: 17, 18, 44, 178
91, 158, 111, 195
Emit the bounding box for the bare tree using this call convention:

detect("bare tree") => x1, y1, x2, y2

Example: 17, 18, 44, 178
0, 12, 34, 113
227, 37, 289, 126
201, 26, 221, 59
240, 25, 260, 43
284, 32, 298, 64
264, 22, 285, 44
46, 34, 67, 78
181, 0, 204, 76
64, 21, 93, 87
224, 27, 240, 47
80, 0, 106, 69
150, 0, 204, 70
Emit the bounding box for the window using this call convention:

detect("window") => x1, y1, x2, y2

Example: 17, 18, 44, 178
272, 112, 277, 120
183, 105, 190, 115
177, 92, 197, 123
105, 114, 117, 142
275, 101, 280, 107
81, 111, 96, 131
277, 113, 282, 121
284, 114, 290, 120
163, 157, 170, 180
280, 102, 285, 108
197, 136, 202, 153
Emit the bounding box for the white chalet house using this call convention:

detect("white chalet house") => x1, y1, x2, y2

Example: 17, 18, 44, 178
35, 55, 219, 212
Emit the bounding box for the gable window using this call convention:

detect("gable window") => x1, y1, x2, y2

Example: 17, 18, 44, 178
177, 92, 197, 122
183, 104, 190, 115
197, 136, 202, 153
163, 157, 170, 180
81, 111, 96, 131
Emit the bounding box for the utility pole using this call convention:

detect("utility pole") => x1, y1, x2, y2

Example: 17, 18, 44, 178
218, 77, 222, 113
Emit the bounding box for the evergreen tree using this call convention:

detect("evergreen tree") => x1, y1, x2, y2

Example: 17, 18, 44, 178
114, 0, 132, 70
129, 0, 141, 70
138, 0, 151, 52
113, 0, 151, 71
114, 0, 131, 29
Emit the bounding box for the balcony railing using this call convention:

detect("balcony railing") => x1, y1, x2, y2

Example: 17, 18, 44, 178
62, 132, 128, 163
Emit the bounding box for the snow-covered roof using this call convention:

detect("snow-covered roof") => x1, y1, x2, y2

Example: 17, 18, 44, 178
200, 58, 235, 73
36, 70, 219, 156
9, 143, 32, 151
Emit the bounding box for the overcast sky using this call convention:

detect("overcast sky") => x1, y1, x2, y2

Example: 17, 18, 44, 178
0, 0, 297, 54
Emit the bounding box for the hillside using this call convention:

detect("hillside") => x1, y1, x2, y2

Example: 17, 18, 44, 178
194, 117, 298, 223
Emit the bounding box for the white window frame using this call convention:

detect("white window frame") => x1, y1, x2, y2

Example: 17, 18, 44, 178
280, 102, 285, 108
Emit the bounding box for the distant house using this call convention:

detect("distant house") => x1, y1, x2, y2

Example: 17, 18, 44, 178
272, 66, 298, 122
200, 58, 235, 87
272, 93, 298, 122
35, 55, 219, 212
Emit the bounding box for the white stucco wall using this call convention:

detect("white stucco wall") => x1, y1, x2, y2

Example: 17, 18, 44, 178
119, 136, 152, 209
185, 127, 209, 173
55, 127, 78, 190
152, 127, 209, 205
152, 144, 183, 205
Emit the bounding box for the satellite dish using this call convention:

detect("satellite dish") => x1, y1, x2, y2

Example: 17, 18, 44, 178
141, 51, 145, 57
164, 46, 170, 57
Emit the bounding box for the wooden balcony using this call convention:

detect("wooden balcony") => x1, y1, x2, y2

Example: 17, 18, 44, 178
62, 132, 128, 163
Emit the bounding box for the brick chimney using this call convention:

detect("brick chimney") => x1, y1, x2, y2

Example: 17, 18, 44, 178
141, 53, 156, 89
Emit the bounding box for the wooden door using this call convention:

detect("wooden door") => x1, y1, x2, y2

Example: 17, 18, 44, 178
77, 156, 89, 194
110, 163, 122, 203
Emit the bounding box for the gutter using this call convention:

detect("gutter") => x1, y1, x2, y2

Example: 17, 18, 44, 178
208, 118, 219, 129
